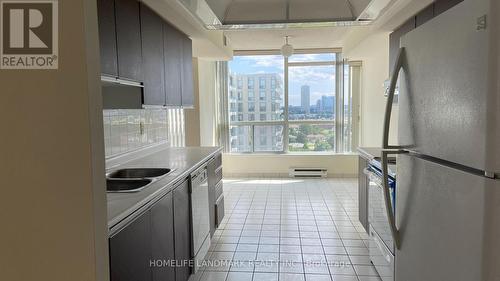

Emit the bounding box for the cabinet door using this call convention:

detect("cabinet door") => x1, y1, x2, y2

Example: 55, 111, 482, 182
109, 211, 152, 281
434, 0, 463, 15
97, 0, 118, 76
115, 0, 143, 81
140, 4, 166, 105
173, 180, 191, 281
181, 36, 194, 107
215, 196, 225, 227
163, 23, 183, 106
151, 192, 175, 281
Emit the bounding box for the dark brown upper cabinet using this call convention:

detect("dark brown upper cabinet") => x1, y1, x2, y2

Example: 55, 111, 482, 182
181, 36, 194, 107
163, 23, 183, 106
434, 0, 463, 16
140, 4, 166, 106
98, 0, 193, 107
97, 0, 118, 76
115, 0, 143, 82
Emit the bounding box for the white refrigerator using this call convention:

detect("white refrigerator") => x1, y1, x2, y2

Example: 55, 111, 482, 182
379, 0, 500, 280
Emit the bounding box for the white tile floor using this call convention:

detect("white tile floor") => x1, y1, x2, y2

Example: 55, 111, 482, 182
194, 178, 381, 281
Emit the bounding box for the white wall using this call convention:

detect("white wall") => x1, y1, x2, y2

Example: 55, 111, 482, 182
198, 59, 218, 146
223, 154, 358, 178
345, 32, 399, 147
0, 1, 108, 281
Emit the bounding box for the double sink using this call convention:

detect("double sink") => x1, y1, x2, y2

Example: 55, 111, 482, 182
106, 168, 173, 192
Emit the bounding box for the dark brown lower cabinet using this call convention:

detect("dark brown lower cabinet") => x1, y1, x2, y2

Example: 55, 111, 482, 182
109, 211, 152, 281
151, 192, 175, 281
110, 179, 191, 281
173, 180, 192, 281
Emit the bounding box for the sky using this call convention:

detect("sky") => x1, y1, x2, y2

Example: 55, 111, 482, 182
229, 54, 336, 106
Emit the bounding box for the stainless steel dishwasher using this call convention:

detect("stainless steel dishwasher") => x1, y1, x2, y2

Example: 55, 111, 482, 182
190, 166, 210, 273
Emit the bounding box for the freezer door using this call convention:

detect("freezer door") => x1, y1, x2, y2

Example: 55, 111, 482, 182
396, 154, 500, 281
398, 0, 499, 172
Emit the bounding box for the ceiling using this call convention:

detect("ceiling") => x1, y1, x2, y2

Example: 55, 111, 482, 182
205, 0, 373, 24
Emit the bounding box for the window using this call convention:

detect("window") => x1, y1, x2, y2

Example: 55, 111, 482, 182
237, 91, 243, 101
237, 78, 243, 89
259, 102, 266, 112
248, 78, 254, 89
230, 102, 236, 112
259, 77, 266, 89
288, 124, 335, 152
259, 91, 266, 101
228, 52, 348, 153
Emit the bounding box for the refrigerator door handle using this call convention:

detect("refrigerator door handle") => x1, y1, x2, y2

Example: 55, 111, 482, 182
383, 47, 406, 149
382, 151, 401, 249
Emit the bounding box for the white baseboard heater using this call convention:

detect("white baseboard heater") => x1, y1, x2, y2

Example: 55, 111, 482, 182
289, 167, 328, 178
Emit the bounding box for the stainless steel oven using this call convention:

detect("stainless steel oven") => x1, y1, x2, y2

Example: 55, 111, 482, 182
365, 161, 396, 281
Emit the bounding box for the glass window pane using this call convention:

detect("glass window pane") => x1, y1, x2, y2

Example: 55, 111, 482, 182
229, 55, 284, 122
288, 124, 335, 152
288, 65, 335, 121
254, 125, 284, 152
230, 125, 252, 153
288, 53, 336, 63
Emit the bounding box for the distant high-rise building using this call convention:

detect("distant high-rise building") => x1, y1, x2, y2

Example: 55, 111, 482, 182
321, 96, 335, 112
301, 85, 310, 114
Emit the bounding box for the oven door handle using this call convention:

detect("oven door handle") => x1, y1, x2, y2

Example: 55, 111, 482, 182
381, 151, 400, 249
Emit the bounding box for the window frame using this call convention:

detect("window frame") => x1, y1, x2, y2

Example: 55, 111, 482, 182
228, 49, 352, 154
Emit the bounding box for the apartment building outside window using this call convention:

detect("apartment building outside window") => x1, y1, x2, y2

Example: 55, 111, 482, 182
227, 50, 352, 153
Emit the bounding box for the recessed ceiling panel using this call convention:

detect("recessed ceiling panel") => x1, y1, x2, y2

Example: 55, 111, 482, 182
289, 0, 354, 21
203, 0, 379, 27
224, 0, 287, 24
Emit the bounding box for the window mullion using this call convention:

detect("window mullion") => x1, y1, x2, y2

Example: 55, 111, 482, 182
335, 53, 344, 153
284, 56, 290, 153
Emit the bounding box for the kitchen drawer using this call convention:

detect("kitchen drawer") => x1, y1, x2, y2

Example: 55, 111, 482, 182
214, 166, 223, 184
215, 181, 223, 200
215, 196, 224, 227
214, 153, 222, 169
